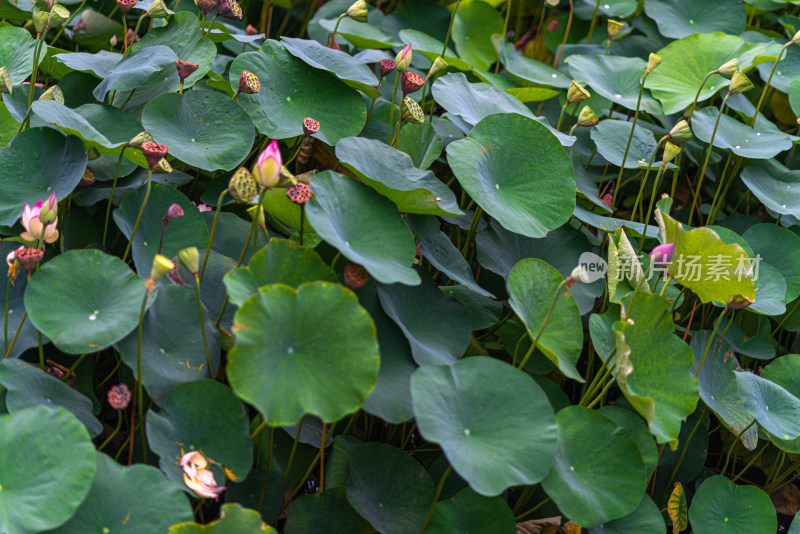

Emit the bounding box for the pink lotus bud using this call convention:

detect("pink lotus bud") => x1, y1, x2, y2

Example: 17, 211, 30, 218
39, 193, 58, 225
245, 24, 259, 35
649, 243, 675, 265
395, 44, 412, 72
166, 203, 184, 220
252, 139, 282, 189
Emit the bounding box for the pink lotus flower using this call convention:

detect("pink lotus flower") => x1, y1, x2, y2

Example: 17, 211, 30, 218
180, 451, 227, 501
20, 198, 58, 244
252, 139, 282, 189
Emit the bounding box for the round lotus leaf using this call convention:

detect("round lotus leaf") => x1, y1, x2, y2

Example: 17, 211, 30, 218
0, 359, 102, 437
426, 488, 515, 534
744, 223, 800, 302
410, 357, 557, 496
51, 452, 193, 533
306, 171, 420, 286
689, 475, 776, 534
447, 113, 575, 238
740, 158, 800, 218
228, 281, 380, 425
0, 26, 40, 84
230, 41, 365, 144
691, 107, 792, 160
31, 101, 143, 153
644, 0, 745, 39
115, 284, 220, 407
224, 238, 337, 307
501, 42, 571, 89
645, 33, 778, 115
590, 119, 669, 169
760, 354, 800, 452
93, 45, 177, 101
25, 249, 147, 355
507, 258, 584, 381
169, 503, 278, 533
0, 127, 87, 226
566, 55, 661, 114
0, 406, 96, 532
588, 495, 666, 534
147, 379, 253, 490
284, 487, 376, 534
346, 442, 434, 534
736, 369, 800, 441
142, 90, 254, 171
747, 262, 787, 316
541, 406, 648, 528
452, 0, 504, 71
598, 406, 659, 478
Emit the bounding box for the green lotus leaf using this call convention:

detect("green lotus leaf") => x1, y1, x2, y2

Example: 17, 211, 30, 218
613, 292, 699, 444
169, 503, 278, 533
736, 369, 800, 441
284, 487, 375, 534
31, 101, 143, 153
587, 495, 666, 534
590, 119, 672, 169
541, 406, 648, 528
598, 406, 659, 478
230, 41, 365, 144
507, 258, 584, 380
228, 282, 380, 425
336, 136, 462, 216
0, 127, 87, 226
743, 223, 800, 302
282, 37, 380, 97
741, 158, 800, 218
655, 209, 756, 304
691, 107, 793, 160
645, 33, 781, 114
0, 406, 96, 533
411, 357, 558, 496
566, 55, 662, 114
306, 171, 420, 286
452, 0, 504, 71
147, 379, 253, 490
757, 43, 800, 93
346, 443, 434, 534
501, 42, 571, 89
426, 488, 516, 534
54, 50, 121, 79
644, 0, 745, 38
0, 26, 41, 85
690, 331, 757, 450
447, 113, 575, 238
51, 452, 193, 533
93, 45, 177, 101
25, 249, 147, 355
397, 121, 443, 169
115, 285, 220, 407
689, 475, 776, 534
398, 29, 472, 71
0, 359, 102, 437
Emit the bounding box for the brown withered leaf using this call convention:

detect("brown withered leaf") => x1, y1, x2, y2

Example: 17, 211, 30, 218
770, 482, 800, 515
516, 517, 561, 534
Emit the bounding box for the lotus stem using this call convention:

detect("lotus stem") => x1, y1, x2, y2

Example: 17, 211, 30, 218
3, 275, 10, 355
630, 137, 667, 223
612, 70, 649, 209
441, 0, 462, 57
128, 14, 147, 56
694, 309, 728, 378
103, 146, 128, 249
257, 426, 275, 510
329, 13, 345, 47
134, 289, 150, 464
687, 70, 716, 121
98, 410, 124, 451
752, 42, 790, 127
586, 0, 601, 43
517, 279, 567, 370
495, 0, 512, 74
4, 311, 26, 358
194, 282, 213, 379
638, 163, 668, 251
283, 415, 305, 482
387, 72, 400, 144
122, 169, 153, 264
417, 465, 452, 534
199, 189, 227, 284
688, 92, 730, 226
50, 0, 84, 46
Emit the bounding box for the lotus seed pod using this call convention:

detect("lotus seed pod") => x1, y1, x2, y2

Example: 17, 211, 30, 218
343, 263, 370, 289
166, 203, 184, 220
567, 80, 590, 104
428, 56, 447, 78
379, 59, 395, 78
146, 0, 169, 18
607, 19, 624, 38
286, 182, 312, 205
80, 167, 96, 186
217, 0, 242, 20
150, 254, 175, 282
15, 247, 44, 274
302, 117, 320, 136
238, 70, 260, 94
646, 53, 662, 73
577, 106, 599, 127
793, 29, 800, 45
228, 167, 258, 203
39, 85, 63, 104
175, 60, 199, 82
662, 141, 681, 164
401, 71, 424, 95
245, 24, 259, 35
156, 157, 173, 173
717, 58, 738, 79
141, 142, 168, 170
346, 0, 368, 23
395, 43, 412, 72
48, 4, 70, 28
0, 67, 12, 95
727, 294, 754, 310
117, 0, 136, 15
728, 70, 753, 95
667, 120, 692, 143
107, 384, 131, 410
401, 96, 424, 124
178, 246, 200, 275
195, 0, 219, 16
32, 11, 49, 33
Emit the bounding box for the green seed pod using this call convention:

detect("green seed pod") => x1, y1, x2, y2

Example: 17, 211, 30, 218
401, 96, 424, 124
728, 70, 753, 95
228, 167, 258, 203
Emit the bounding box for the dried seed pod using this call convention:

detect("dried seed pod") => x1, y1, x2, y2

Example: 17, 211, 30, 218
117, 0, 136, 15
379, 59, 395, 78
286, 182, 312, 205
175, 59, 199, 82
15, 247, 44, 274
141, 142, 168, 170
238, 70, 260, 94
343, 263, 370, 289
107, 383, 132, 410
401, 71, 424, 95
217, 0, 242, 20
302, 117, 320, 136
79, 167, 96, 186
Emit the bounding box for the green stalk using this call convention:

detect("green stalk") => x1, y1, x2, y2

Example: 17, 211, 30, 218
460, 206, 482, 258
122, 169, 153, 263
637, 163, 668, 251
722, 419, 756, 476
707, 156, 743, 225
417, 466, 452, 534
686, 70, 717, 122
98, 410, 124, 451
751, 42, 790, 127
328, 13, 345, 46
102, 146, 128, 248
256, 427, 275, 510
198, 189, 227, 284
495, 0, 512, 74
127, 14, 147, 57
194, 282, 213, 378
387, 73, 400, 144
441, 0, 462, 58
135, 289, 150, 464
4, 311, 26, 358
518, 280, 567, 370
630, 137, 667, 222
3, 275, 10, 355
50, 0, 85, 46
555, 101, 569, 131
694, 309, 727, 378
663, 407, 708, 497
688, 92, 731, 226
283, 415, 305, 482
586, 0, 601, 43
611, 70, 650, 209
